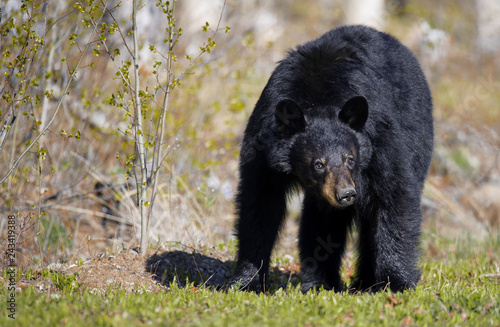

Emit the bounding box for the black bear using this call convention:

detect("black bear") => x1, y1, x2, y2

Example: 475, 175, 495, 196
230, 25, 433, 293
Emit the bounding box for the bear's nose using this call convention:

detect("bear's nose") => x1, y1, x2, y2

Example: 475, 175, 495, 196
337, 188, 357, 205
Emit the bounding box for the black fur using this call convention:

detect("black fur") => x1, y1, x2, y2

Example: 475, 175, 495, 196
230, 25, 434, 293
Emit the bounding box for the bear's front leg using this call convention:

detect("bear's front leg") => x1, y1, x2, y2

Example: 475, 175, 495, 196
352, 203, 422, 292
299, 194, 353, 293
230, 156, 292, 292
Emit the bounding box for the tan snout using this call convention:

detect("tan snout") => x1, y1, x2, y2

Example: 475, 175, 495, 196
321, 169, 356, 208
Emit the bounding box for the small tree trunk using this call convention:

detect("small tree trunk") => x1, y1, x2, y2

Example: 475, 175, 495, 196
131, 0, 149, 255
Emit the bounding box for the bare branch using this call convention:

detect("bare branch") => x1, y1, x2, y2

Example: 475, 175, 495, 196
0, 1, 111, 184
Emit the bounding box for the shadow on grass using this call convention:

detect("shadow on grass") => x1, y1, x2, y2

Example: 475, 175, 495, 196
146, 251, 233, 289
145, 250, 301, 291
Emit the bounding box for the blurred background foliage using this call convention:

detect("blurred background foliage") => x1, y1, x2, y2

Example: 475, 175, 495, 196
1, 0, 499, 268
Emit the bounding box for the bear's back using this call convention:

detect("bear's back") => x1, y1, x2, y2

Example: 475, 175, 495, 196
277, 25, 431, 118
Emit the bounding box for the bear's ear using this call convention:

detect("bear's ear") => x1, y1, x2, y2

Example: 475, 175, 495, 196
339, 96, 368, 131
275, 99, 306, 136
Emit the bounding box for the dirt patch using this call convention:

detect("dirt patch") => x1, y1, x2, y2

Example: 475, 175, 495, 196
16, 245, 303, 293
18, 249, 161, 293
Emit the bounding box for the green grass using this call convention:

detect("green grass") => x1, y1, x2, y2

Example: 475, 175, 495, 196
1, 233, 499, 326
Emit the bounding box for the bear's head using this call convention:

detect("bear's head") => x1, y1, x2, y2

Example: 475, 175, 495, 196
275, 96, 371, 209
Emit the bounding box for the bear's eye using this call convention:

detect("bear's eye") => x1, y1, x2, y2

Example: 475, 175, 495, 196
313, 160, 324, 170
346, 155, 355, 168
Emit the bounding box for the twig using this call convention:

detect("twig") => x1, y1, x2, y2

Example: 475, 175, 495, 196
0, 2, 110, 184
479, 273, 500, 279
90, 1, 134, 91
51, 204, 133, 226
241, 260, 263, 291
